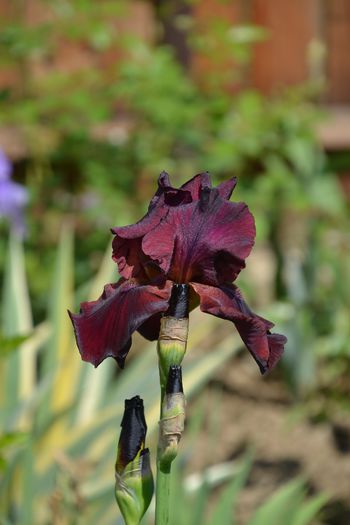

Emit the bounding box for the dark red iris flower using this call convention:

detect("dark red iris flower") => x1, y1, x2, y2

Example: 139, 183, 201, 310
69, 172, 286, 373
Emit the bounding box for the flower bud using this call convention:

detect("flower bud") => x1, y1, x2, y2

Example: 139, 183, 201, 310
158, 366, 186, 469
115, 396, 153, 525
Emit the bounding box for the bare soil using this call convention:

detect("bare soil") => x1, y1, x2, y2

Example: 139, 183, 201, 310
186, 351, 350, 525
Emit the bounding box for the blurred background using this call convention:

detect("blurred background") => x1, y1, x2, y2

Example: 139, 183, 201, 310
1, 1, 350, 524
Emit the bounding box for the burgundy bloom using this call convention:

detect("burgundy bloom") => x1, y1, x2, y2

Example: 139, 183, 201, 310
69, 172, 286, 373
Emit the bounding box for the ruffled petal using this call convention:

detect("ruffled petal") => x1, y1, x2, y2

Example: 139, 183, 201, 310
112, 237, 164, 282
180, 172, 212, 200
142, 187, 255, 285
180, 173, 236, 201
112, 204, 167, 240
191, 282, 286, 373
112, 172, 192, 279
137, 312, 162, 341
112, 172, 192, 241
112, 237, 148, 280
217, 177, 237, 200
69, 279, 172, 368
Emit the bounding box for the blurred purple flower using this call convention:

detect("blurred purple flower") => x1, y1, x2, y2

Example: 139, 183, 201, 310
0, 150, 28, 237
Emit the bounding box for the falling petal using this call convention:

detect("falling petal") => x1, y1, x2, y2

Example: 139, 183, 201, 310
69, 279, 172, 367
192, 282, 286, 373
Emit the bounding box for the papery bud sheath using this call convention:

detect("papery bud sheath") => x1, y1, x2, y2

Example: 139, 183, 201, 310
158, 285, 189, 393
158, 366, 186, 470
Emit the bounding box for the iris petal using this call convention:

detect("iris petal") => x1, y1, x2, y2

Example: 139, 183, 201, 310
180, 173, 236, 201
217, 177, 237, 200
112, 172, 192, 279
112, 172, 192, 241
191, 282, 286, 373
142, 188, 255, 285
112, 237, 148, 280
180, 172, 212, 199
137, 312, 163, 341
69, 279, 172, 368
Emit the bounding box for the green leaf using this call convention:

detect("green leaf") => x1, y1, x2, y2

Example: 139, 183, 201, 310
207, 451, 253, 525
190, 481, 211, 525
37, 224, 75, 434
0, 432, 28, 449
74, 243, 118, 426
292, 493, 329, 525
248, 479, 306, 525
0, 333, 30, 359
1, 235, 33, 416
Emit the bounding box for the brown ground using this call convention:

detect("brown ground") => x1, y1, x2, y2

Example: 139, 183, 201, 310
186, 351, 350, 525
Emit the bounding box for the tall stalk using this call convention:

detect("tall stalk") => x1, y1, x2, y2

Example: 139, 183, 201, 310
155, 285, 189, 525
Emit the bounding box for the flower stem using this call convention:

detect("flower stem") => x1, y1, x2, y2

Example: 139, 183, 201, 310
155, 462, 171, 525
155, 286, 189, 525
155, 367, 186, 525
155, 379, 171, 525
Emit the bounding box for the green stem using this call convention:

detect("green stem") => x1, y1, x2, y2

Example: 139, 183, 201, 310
155, 382, 170, 525
155, 463, 171, 525
155, 313, 188, 525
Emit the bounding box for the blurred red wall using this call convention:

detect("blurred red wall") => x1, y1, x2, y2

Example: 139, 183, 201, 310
1, 0, 350, 102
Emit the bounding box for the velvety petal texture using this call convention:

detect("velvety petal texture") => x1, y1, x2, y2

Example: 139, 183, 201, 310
142, 186, 255, 285
69, 279, 172, 367
69, 171, 286, 372
111, 171, 192, 280
191, 282, 286, 373
179, 172, 212, 199
111, 172, 244, 283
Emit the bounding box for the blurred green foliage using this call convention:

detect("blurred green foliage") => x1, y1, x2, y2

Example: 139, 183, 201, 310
164, 454, 327, 525
0, 232, 328, 523
0, 230, 248, 524
0, 0, 349, 400
0, 2, 349, 522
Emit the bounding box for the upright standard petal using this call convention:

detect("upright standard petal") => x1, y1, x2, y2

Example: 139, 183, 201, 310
142, 187, 255, 286
112, 172, 192, 279
217, 176, 237, 200
192, 283, 286, 373
180, 172, 212, 199
112, 172, 192, 241
69, 279, 172, 368
112, 237, 149, 281
180, 172, 236, 201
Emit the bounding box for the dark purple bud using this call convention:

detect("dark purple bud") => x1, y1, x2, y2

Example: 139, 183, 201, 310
116, 395, 147, 473
166, 365, 183, 394
167, 284, 189, 319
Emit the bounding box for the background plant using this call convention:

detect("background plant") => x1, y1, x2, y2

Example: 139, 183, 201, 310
0, 233, 328, 523
1, 0, 349, 522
